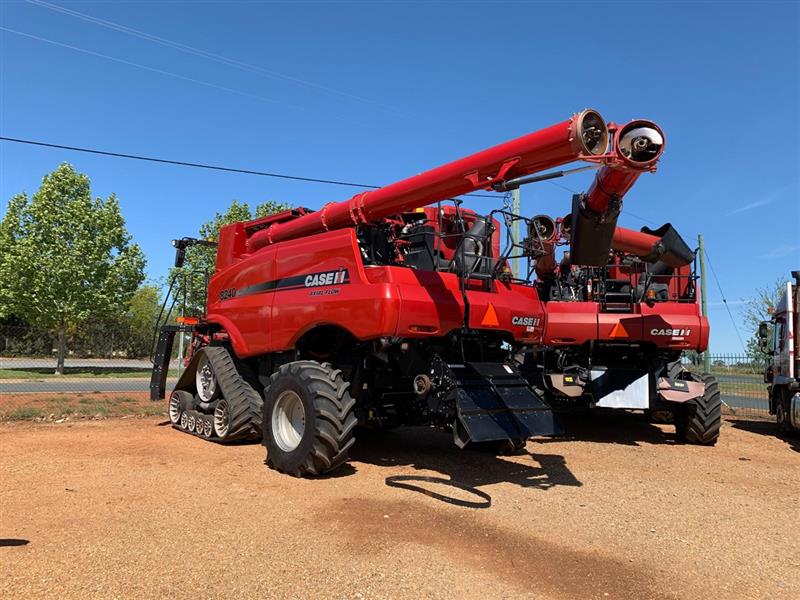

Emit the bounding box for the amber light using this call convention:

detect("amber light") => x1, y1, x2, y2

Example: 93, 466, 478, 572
176, 316, 199, 325
409, 325, 438, 333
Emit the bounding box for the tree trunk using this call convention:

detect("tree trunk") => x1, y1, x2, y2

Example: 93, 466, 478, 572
56, 326, 67, 375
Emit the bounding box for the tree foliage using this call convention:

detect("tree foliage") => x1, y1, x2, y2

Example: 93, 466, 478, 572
0, 163, 146, 372
118, 284, 162, 357
169, 199, 290, 314
742, 277, 788, 362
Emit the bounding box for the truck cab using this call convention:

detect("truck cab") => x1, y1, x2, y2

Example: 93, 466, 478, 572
759, 271, 800, 432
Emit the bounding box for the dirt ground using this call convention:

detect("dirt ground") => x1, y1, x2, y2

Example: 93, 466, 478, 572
1, 412, 798, 600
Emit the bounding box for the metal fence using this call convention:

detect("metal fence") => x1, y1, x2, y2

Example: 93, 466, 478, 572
681, 353, 770, 420
0, 326, 772, 420
0, 324, 179, 397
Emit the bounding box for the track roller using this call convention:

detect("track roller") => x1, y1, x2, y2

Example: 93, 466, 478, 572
169, 390, 192, 426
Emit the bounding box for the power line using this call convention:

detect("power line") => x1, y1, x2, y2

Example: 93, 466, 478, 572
0, 26, 305, 114
703, 247, 749, 353
0, 135, 502, 198
27, 0, 400, 114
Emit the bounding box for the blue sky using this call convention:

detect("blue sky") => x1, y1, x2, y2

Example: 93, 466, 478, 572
1, 0, 798, 352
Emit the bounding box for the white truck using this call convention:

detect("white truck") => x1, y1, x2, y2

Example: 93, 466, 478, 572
759, 271, 800, 433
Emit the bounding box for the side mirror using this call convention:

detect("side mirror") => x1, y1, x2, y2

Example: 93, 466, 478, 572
172, 239, 187, 268
757, 322, 771, 354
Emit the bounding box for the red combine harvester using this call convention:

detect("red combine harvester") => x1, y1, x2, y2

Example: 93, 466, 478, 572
150, 109, 632, 476
517, 122, 720, 443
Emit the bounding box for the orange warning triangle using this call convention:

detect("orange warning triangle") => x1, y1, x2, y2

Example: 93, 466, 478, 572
609, 321, 629, 338
481, 303, 500, 327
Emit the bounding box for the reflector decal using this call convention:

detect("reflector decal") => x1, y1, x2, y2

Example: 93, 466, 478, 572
480, 304, 500, 327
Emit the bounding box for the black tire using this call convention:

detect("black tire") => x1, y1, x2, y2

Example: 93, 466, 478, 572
471, 438, 527, 455
775, 392, 792, 433
666, 359, 684, 381
675, 373, 721, 445
199, 346, 263, 442
263, 361, 357, 477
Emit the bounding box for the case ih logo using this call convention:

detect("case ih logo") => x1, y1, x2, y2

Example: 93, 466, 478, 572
512, 316, 540, 327
304, 269, 349, 287
651, 328, 691, 337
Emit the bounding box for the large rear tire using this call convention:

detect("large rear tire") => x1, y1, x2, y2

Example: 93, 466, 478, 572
675, 373, 721, 445
263, 361, 357, 477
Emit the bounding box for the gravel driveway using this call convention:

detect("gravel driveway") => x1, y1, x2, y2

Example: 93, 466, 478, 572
1, 413, 797, 599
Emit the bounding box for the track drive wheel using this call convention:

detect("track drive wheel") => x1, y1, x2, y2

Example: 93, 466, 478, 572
674, 373, 721, 445
263, 361, 357, 477
194, 346, 262, 442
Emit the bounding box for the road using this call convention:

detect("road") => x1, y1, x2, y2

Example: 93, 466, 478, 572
1, 413, 797, 599
0, 378, 176, 393
1, 379, 769, 412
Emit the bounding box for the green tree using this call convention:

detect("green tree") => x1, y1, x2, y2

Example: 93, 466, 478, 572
121, 284, 162, 357
169, 199, 290, 314
742, 278, 788, 363
0, 163, 145, 373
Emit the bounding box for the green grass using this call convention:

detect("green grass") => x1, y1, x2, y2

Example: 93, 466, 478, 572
7, 407, 43, 421
1, 395, 167, 422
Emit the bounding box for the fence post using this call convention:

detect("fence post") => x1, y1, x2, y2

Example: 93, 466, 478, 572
698, 234, 711, 373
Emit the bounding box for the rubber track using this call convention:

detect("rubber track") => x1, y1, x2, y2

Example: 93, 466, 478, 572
267, 361, 357, 476
202, 346, 263, 442
683, 373, 722, 445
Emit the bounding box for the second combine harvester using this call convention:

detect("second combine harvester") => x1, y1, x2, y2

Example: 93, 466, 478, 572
152, 109, 669, 476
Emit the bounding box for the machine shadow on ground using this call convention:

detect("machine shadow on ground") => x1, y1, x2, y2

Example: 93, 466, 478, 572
349, 425, 582, 507
729, 419, 800, 453
536, 409, 680, 447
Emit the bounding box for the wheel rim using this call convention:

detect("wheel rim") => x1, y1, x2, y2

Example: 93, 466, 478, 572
272, 390, 306, 452
203, 418, 213, 438
214, 400, 230, 438
777, 404, 786, 425
195, 355, 218, 402
187, 414, 196, 432
168, 394, 182, 425
180, 412, 188, 430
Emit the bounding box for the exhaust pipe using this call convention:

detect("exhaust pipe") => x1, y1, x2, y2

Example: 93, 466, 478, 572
570, 120, 665, 266
525, 215, 559, 277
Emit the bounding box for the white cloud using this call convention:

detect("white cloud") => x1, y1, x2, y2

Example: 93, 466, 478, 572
758, 244, 800, 260
725, 198, 773, 217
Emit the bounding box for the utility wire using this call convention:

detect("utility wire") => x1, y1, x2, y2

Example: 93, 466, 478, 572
0, 26, 306, 114
0, 135, 502, 198
27, 0, 400, 114
0, 135, 693, 212
703, 247, 750, 354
